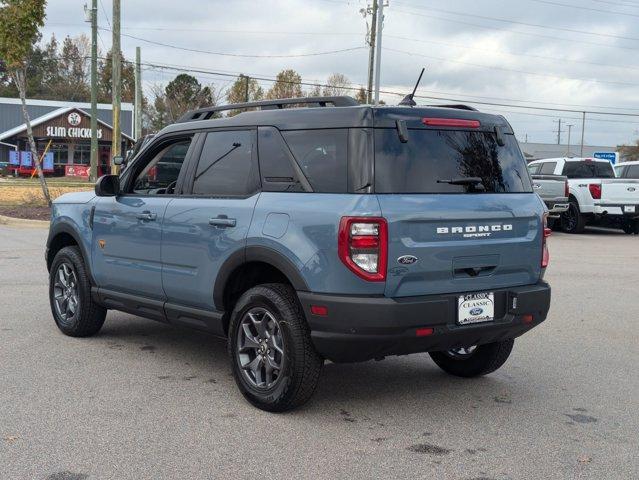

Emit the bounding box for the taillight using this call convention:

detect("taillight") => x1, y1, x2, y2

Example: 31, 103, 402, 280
421, 118, 480, 128
541, 213, 551, 268
564, 179, 569, 198
588, 184, 601, 200
338, 217, 388, 281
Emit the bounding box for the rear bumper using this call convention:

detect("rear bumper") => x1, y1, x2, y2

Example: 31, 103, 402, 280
298, 282, 551, 363
593, 204, 639, 218
543, 198, 569, 217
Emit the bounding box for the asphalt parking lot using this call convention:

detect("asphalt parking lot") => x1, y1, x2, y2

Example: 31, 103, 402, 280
1, 224, 637, 479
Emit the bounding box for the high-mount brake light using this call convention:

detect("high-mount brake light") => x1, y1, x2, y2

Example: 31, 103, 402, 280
422, 118, 481, 128
542, 213, 551, 268
589, 184, 602, 200
338, 217, 388, 282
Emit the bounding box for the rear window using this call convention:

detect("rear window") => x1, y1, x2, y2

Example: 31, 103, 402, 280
562, 160, 615, 179
374, 129, 532, 194
624, 165, 639, 178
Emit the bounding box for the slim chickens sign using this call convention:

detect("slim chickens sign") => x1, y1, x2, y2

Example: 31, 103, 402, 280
44, 112, 103, 139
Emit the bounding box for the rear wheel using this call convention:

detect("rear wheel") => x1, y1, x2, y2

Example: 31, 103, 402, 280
561, 201, 586, 234
49, 246, 106, 337
622, 220, 639, 234
429, 339, 514, 378
228, 283, 323, 412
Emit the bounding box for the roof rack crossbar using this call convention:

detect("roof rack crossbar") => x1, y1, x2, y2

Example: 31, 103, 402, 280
177, 96, 359, 123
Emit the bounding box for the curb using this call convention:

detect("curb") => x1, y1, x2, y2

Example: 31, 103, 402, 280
0, 214, 49, 228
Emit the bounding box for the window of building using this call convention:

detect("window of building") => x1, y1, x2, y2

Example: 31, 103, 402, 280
73, 144, 91, 165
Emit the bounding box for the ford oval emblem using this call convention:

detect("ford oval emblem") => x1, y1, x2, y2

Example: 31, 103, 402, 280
397, 255, 418, 265
628, 187, 636, 192
470, 307, 484, 316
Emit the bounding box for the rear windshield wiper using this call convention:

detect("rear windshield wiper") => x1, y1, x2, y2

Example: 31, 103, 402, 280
437, 177, 486, 191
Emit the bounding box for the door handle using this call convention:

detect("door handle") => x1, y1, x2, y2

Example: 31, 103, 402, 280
209, 216, 236, 228
136, 211, 157, 221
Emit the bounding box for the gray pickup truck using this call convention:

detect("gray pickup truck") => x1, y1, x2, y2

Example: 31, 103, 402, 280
530, 173, 569, 219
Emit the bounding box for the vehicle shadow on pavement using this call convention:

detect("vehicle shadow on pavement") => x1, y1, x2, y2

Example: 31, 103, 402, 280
96, 313, 534, 415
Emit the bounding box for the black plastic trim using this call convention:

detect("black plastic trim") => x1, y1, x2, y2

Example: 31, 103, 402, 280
46, 221, 96, 285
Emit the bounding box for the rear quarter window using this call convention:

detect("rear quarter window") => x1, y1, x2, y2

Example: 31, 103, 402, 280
374, 129, 532, 194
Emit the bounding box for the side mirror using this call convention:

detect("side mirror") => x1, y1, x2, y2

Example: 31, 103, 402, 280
113, 155, 124, 166
95, 174, 120, 197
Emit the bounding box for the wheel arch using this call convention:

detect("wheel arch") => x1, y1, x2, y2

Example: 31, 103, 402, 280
47, 222, 95, 284
214, 246, 309, 329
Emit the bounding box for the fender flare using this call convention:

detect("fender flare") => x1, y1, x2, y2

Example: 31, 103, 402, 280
213, 245, 309, 311
47, 220, 96, 285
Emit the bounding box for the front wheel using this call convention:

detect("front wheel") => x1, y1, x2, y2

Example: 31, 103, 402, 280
228, 283, 323, 412
429, 339, 514, 378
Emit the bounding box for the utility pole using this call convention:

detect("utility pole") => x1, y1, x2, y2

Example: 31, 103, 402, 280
580, 112, 586, 157
240, 74, 250, 102
87, 1, 98, 182
566, 124, 573, 156
373, 0, 385, 105
134, 46, 142, 140
554, 119, 562, 145
111, 0, 122, 174
365, 0, 378, 104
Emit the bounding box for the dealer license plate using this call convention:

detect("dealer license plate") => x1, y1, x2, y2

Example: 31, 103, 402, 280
457, 292, 495, 325
625, 205, 636, 213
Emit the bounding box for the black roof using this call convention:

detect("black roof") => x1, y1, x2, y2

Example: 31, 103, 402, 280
160, 96, 513, 136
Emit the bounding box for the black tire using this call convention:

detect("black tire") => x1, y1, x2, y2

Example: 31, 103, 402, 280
49, 246, 106, 337
561, 200, 586, 234
228, 283, 323, 412
429, 339, 514, 378
622, 220, 639, 235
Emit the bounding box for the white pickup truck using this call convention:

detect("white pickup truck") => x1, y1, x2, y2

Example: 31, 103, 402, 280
528, 157, 639, 234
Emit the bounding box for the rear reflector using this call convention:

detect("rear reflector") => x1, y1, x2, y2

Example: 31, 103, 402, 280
522, 314, 534, 323
416, 327, 434, 337
542, 213, 550, 268
422, 118, 481, 128
310, 305, 328, 316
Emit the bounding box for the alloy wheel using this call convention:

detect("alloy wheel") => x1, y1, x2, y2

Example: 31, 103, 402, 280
53, 262, 79, 324
446, 345, 477, 358
236, 307, 285, 389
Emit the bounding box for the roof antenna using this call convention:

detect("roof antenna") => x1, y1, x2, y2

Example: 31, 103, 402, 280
399, 67, 425, 107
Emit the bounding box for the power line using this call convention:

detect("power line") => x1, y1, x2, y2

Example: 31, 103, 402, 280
138, 59, 639, 117
394, 1, 639, 41
100, 28, 367, 58
98, 0, 111, 29
385, 46, 639, 88
390, 7, 639, 51
529, 0, 639, 17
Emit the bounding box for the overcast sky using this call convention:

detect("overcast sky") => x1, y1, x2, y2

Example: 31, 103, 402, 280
41, 0, 639, 146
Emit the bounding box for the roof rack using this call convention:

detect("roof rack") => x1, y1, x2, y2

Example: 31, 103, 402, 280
177, 96, 359, 123
429, 104, 478, 111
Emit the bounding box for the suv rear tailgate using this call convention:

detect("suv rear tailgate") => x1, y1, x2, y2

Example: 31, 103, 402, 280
378, 194, 543, 297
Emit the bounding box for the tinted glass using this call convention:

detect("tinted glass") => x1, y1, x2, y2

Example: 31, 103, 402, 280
192, 130, 257, 196
375, 129, 532, 193
282, 129, 348, 193
133, 139, 191, 194
625, 165, 639, 178
539, 162, 557, 174
258, 127, 304, 192
562, 160, 615, 179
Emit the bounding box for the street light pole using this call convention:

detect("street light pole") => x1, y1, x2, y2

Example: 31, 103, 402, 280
87, 1, 98, 182
566, 124, 573, 156
373, 0, 385, 105
111, 0, 122, 174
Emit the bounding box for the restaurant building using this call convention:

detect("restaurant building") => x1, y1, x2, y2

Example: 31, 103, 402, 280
0, 97, 134, 177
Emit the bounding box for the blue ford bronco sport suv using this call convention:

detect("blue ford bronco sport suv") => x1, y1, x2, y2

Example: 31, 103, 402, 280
46, 96, 551, 412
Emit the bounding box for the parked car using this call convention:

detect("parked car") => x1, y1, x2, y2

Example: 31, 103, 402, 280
46, 96, 552, 411
528, 157, 639, 234
527, 165, 569, 220
615, 160, 639, 179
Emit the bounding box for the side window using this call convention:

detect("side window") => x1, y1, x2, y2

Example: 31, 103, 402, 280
527, 163, 541, 175
258, 127, 304, 192
132, 137, 192, 195
626, 165, 639, 178
192, 130, 258, 196
281, 129, 348, 193
539, 162, 557, 174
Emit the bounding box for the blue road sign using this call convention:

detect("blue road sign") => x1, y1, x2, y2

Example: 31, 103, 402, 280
593, 152, 618, 164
